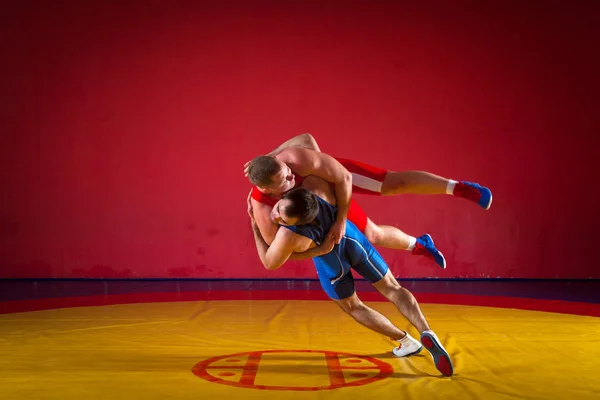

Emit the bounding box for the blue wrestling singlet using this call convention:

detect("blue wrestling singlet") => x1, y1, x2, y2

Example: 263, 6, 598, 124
283, 196, 389, 300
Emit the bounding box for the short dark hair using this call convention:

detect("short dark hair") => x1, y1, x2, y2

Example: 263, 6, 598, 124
247, 156, 282, 187
282, 187, 319, 225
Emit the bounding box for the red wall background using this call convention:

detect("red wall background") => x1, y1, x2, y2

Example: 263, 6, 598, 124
1, 1, 598, 279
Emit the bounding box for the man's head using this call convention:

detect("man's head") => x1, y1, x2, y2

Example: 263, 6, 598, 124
270, 187, 319, 226
247, 156, 296, 196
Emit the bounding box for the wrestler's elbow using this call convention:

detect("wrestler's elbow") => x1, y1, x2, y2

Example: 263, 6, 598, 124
255, 222, 277, 246
340, 169, 352, 187
262, 254, 286, 271
263, 261, 281, 271
263, 235, 275, 246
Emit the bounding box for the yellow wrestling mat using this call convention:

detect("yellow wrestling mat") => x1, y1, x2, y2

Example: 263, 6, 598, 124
1, 300, 599, 399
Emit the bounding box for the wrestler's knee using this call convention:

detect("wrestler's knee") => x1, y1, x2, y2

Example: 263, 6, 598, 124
363, 220, 384, 245
381, 172, 408, 195
373, 270, 403, 298
335, 293, 363, 314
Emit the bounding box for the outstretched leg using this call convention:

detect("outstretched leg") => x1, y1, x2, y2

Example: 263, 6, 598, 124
362, 220, 446, 269
381, 170, 492, 210
333, 291, 423, 357
372, 271, 431, 333
335, 158, 493, 210
381, 170, 450, 195
373, 270, 454, 377
362, 218, 414, 250
314, 250, 425, 359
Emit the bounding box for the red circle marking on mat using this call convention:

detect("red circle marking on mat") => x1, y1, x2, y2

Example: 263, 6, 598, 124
192, 350, 393, 391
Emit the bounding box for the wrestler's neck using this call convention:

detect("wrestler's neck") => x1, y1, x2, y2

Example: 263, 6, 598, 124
300, 176, 336, 206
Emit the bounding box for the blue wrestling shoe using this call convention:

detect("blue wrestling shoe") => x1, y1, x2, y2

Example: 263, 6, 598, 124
453, 181, 493, 210
421, 330, 454, 377
412, 234, 446, 269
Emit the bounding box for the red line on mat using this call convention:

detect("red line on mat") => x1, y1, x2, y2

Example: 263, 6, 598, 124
239, 352, 262, 386
324, 351, 346, 386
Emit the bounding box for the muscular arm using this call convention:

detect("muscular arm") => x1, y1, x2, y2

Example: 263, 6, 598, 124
244, 133, 322, 178
287, 243, 333, 260
279, 147, 352, 241
266, 133, 321, 156
251, 219, 313, 270
251, 197, 335, 259
250, 198, 279, 246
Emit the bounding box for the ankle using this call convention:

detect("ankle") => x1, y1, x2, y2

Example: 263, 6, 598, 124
446, 179, 458, 195
398, 332, 416, 343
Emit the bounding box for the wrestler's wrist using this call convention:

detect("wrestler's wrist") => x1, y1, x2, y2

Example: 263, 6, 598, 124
335, 216, 347, 224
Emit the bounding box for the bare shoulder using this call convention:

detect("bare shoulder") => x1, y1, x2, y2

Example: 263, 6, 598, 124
278, 148, 323, 178
277, 147, 315, 164
251, 197, 274, 212
276, 226, 314, 252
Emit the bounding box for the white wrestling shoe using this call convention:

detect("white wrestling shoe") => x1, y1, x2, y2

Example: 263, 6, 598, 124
392, 332, 423, 357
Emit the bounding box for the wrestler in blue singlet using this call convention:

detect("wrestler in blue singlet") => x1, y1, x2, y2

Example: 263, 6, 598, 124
283, 196, 389, 300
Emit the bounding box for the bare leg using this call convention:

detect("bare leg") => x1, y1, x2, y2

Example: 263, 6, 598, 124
334, 292, 407, 340
360, 255, 455, 375
381, 171, 449, 196
363, 219, 446, 269
362, 218, 414, 250
372, 270, 430, 333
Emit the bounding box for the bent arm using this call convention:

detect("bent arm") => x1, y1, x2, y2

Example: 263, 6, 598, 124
288, 240, 334, 260
250, 198, 330, 259
283, 148, 352, 227
251, 221, 311, 270
251, 199, 279, 246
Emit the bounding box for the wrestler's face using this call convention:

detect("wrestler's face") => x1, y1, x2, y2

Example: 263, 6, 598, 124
270, 199, 299, 226
257, 159, 295, 197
